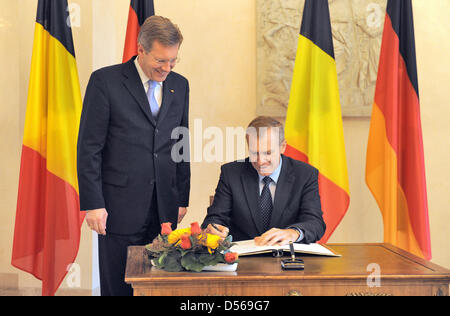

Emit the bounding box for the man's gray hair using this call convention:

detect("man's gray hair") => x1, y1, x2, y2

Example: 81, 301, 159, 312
138, 15, 183, 52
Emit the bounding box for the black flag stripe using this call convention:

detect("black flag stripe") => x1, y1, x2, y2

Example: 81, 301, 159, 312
131, 0, 155, 26
299, 0, 335, 60
36, 0, 75, 57
386, 0, 419, 96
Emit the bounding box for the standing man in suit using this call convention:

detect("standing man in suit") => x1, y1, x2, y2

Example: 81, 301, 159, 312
202, 116, 325, 245
77, 16, 190, 296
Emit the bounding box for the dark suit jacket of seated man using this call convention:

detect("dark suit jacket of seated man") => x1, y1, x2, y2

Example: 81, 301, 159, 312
201, 117, 325, 245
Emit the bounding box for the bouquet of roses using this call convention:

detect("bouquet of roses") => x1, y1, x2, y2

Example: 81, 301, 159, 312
145, 222, 239, 272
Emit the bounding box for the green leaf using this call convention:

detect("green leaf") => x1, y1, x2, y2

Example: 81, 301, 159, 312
163, 251, 183, 272
157, 252, 168, 267
199, 253, 222, 266
181, 252, 204, 272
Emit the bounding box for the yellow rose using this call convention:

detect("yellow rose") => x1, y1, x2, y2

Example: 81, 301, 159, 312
205, 234, 221, 251
168, 228, 191, 245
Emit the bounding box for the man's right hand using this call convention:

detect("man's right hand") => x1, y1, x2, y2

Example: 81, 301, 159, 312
84, 208, 108, 235
205, 223, 229, 239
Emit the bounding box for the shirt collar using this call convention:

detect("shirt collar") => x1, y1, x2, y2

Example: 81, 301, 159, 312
258, 156, 283, 184
134, 57, 163, 88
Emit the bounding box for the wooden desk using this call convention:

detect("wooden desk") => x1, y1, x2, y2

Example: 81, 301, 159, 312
125, 243, 449, 296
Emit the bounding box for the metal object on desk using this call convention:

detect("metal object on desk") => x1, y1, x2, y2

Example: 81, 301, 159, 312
281, 241, 304, 270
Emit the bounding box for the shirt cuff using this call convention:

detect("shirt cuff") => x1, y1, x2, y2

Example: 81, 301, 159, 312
288, 227, 304, 243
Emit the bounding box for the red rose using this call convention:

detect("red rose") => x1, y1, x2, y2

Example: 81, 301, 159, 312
224, 252, 238, 264
180, 233, 192, 250
190, 222, 202, 235
161, 222, 173, 235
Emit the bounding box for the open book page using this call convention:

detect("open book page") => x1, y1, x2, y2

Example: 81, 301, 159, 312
230, 239, 340, 257
289, 243, 340, 257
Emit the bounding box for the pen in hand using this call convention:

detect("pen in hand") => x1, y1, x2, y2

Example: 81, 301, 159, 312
210, 223, 229, 238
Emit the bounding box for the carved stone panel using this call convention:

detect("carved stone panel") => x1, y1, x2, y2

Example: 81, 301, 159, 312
256, 0, 386, 117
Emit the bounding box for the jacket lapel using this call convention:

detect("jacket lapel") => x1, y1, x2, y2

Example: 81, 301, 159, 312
156, 74, 175, 125
241, 161, 265, 235
122, 57, 157, 127
270, 156, 295, 228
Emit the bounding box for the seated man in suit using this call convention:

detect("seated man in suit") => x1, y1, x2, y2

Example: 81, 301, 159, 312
202, 116, 325, 245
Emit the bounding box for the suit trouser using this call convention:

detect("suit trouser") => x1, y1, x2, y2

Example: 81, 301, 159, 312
98, 188, 160, 296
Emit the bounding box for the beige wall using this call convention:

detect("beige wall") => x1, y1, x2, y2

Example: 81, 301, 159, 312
0, 0, 21, 287
0, 0, 448, 294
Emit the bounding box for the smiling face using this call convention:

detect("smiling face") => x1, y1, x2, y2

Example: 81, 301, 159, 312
247, 127, 286, 176
137, 40, 179, 82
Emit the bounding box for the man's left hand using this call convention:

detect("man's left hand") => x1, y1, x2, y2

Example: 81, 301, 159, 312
254, 228, 300, 246
178, 207, 187, 223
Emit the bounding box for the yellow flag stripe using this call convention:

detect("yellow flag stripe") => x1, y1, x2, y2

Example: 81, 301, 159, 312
22, 23, 82, 193
285, 35, 349, 193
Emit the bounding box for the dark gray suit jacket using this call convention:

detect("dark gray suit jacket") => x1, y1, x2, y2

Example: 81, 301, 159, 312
77, 56, 190, 234
202, 155, 325, 243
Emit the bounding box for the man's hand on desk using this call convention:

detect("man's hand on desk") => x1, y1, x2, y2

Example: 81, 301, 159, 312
205, 223, 229, 239
254, 228, 300, 246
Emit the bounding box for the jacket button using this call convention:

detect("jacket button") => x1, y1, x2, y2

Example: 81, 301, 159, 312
154, 153, 158, 158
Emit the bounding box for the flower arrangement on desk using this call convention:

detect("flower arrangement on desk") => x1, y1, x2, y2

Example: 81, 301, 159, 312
145, 222, 239, 272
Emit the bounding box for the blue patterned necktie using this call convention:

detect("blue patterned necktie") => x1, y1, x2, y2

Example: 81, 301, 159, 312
147, 80, 160, 117
260, 176, 273, 232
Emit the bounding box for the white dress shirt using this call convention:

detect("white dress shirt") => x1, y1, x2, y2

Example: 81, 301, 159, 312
134, 57, 163, 107
258, 157, 283, 202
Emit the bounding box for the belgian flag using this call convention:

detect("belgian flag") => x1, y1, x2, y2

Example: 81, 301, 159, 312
11, 0, 84, 295
366, 0, 431, 260
284, 0, 350, 243
123, 0, 155, 62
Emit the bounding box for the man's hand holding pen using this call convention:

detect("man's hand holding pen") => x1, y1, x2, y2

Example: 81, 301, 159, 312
205, 223, 229, 239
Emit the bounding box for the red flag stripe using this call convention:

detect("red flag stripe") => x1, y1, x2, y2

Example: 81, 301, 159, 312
122, 5, 140, 63
317, 173, 350, 243
284, 144, 350, 243
12, 146, 83, 296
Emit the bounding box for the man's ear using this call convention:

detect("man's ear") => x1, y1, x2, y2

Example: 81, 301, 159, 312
137, 43, 145, 56
280, 140, 287, 154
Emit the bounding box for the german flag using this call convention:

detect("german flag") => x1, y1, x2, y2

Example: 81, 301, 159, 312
123, 0, 155, 62
366, 0, 431, 260
284, 0, 349, 243
11, 0, 84, 295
